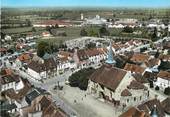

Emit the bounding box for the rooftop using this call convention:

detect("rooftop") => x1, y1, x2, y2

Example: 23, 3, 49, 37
89, 64, 127, 92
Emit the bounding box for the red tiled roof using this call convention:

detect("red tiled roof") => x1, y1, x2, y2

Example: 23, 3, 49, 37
121, 89, 132, 97
0, 48, 7, 52
1, 68, 13, 76
18, 53, 31, 62
119, 107, 147, 117
43, 103, 66, 117
161, 97, 170, 114
89, 64, 127, 91
145, 58, 160, 67
124, 63, 145, 74
127, 80, 147, 90
137, 99, 165, 117
4, 79, 31, 100
157, 71, 170, 81
159, 54, 170, 61
130, 54, 149, 63
38, 20, 71, 26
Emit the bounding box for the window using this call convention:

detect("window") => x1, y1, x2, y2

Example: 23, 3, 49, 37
140, 96, 142, 100
134, 97, 136, 101
127, 99, 129, 103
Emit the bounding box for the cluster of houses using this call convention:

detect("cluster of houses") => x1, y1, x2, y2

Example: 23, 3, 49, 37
0, 68, 68, 117
86, 41, 170, 116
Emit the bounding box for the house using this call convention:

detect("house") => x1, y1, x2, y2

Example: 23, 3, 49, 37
27, 55, 57, 80
0, 103, 18, 114
144, 58, 161, 73
33, 20, 72, 28
15, 53, 32, 68
137, 98, 165, 117
22, 88, 51, 117
124, 63, 146, 75
155, 71, 170, 90
120, 98, 167, 117
0, 68, 24, 91
130, 54, 150, 66
4, 79, 32, 115
161, 97, 170, 115
0, 47, 7, 55
57, 51, 76, 73
73, 48, 107, 69
85, 48, 106, 65
22, 90, 67, 117
42, 31, 51, 37
119, 107, 146, 117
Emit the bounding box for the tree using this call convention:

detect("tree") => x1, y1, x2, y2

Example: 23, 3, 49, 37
32, 27, 36, 32
37, 41, 50, 57
158, 60, 170, 70
68, 67, 95, 90
99, 26, 110, 37
164, 87, 170, 95
155, 86, 159, 90
154, 51, 160, 58
80, 28, 88, 36
123, 26, 133, 33
151, 27, 158, 42
26, 19, 32, 26
55, 24, 59, 28
46, 26, 51, 32
89, 29, 98, 37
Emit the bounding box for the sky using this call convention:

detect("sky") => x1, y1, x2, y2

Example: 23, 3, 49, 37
1, 0, 170, 8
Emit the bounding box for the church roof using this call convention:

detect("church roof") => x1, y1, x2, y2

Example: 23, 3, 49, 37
105, 41, 116, 64
89, 64, 127, 92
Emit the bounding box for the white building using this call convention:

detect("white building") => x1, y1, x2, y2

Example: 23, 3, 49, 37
27, 55, 57, 80
0, 72, 24, 92
57, 51, 77, 74
155, 71, 170, 90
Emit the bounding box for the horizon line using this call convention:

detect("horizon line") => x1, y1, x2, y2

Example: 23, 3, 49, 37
2, 5, 170, 9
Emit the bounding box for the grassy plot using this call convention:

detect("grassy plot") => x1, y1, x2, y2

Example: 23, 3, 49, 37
1, 27, 33, 34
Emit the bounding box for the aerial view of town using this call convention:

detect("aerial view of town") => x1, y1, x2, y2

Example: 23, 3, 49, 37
0, 0, 170, 117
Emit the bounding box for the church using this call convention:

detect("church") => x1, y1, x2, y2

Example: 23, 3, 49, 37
87, 41, 149, 108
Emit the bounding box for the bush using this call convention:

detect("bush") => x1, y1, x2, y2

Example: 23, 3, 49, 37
164, 87, 170, 95
80, 28, 88, 36
68, 67, 95, 90
123, 26, 133, 33
155, 86, 159, 90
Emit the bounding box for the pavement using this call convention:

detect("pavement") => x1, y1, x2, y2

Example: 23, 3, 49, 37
55, 85, 121, 117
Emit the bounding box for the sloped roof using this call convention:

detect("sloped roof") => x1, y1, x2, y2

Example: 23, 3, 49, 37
121, 89, 132, 97
157, 71, 170, 81
28, 58, 57, 73
161, 97, 170, 114
119, 107, 147, 117
89, 64, 127, 92
130, 54, 149, 63
137, 99, 165, 117
127, 80, 147, 90
124, 63, 145, 74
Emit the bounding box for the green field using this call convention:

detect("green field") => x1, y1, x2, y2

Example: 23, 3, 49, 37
1, 27, 33, 34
